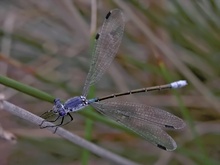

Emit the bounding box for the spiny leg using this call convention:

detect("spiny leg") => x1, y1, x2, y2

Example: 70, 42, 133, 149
60, 113, 73, 127
40, 115, 61, 129
51, 113, 73, 127
53, 113, 73, 133
40, 113, 74, 133
41, 112, 55, 119
39, 110, 54, 126
41, 116, 65, 133
40, 110, 52, 117
51, 116, 65, 127
52, 116, 64, 133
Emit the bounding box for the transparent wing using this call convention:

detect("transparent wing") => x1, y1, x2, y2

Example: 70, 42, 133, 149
91, 101, 185, 151
40, 110, 56, 119
82, 9, 125, 97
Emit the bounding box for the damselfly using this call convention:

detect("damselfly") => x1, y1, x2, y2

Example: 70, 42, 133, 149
40, 9, 187, 151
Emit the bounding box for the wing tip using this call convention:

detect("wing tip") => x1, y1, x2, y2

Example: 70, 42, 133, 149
165, 125, 175, 129
157, 144, 167, 150
156, 135, 177, 151
165, 119, 186, 130
105, 11, 111, 19
157, 142, 177, 151
95, 33, 100, 40
106, 9, 124, 20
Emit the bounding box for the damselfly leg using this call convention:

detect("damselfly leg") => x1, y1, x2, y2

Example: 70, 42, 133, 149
40, 113, 74, 133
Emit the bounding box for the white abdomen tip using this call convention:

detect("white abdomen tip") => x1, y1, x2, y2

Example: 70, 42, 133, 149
170, 80, 188, 89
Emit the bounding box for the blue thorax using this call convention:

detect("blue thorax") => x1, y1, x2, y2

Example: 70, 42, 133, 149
53, 96, 89, 116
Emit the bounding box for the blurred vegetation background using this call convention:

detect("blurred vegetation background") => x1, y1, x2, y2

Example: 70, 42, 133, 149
0, 0, 220, 165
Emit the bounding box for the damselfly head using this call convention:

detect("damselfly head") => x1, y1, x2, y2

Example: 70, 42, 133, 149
53, 98, 67, 116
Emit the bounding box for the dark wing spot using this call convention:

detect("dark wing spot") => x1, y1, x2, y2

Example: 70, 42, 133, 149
165, 125, 175, 129
122, 114, 130, 118
105, 11, 111, 19
95, 33, 100, 40
157, 144, 167, 150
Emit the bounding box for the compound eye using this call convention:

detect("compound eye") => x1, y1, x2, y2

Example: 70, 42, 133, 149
54, 98, 60, 104
56, 104, 62, 108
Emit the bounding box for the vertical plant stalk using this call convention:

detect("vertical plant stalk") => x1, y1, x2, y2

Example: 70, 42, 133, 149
81, 2, 97, 164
